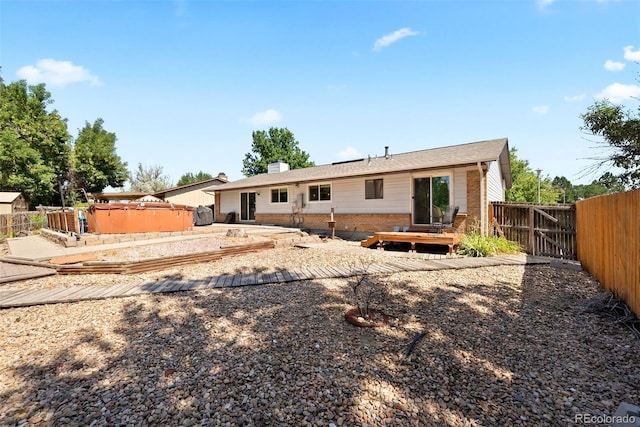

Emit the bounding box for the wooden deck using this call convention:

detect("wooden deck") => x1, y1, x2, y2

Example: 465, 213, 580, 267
0, 255, 553, 309
361, 231, 463, 254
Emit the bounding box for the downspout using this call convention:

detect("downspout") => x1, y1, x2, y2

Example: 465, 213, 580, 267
477, 162, 486, 235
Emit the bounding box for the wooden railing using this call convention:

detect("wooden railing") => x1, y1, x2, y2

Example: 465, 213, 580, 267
576, 190, 640, 317
490, 202, 577, 259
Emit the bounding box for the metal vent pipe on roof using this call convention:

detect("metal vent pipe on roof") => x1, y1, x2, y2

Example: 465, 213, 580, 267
385, 146, 389, 159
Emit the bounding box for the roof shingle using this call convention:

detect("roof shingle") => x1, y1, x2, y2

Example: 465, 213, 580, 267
208, 138, 510, 191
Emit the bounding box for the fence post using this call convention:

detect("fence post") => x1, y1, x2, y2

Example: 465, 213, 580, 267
529, 206, 535, 255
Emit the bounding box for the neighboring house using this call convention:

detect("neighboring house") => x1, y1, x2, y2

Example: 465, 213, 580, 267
155, 173, 228, 208
0, 192, 29, 214
206, 138, 512, 236
92, 191, 150, 203
93, 173, 228, 209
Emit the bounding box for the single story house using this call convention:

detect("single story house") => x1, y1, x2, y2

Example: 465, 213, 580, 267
207, 138, 512, 236
93, 173, 228, 209
0, 192, 29, 214
155, 173, 228, 208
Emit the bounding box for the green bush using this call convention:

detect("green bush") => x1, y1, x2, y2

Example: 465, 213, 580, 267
457, 233, 521, 257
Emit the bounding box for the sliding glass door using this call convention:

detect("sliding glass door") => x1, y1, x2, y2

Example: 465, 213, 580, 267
240, 192, 256, 221
413, 176, 450, 225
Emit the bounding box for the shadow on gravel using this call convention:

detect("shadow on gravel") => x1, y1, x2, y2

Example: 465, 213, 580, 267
1, 263, 640, 426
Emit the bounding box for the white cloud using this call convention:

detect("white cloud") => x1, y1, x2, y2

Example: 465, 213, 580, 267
564, 94, 586, 102
532, 105, 550, 114
604, 60, 625, 71
17, 59, 101, 87
596, 83, 640, 102
337, 147, 362, 159
248, 109, 282, 126
373, 27, 420, 52
623, 45, 640, 61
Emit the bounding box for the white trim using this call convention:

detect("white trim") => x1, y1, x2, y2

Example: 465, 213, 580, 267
308, 182, 332, 203
269, 186, 290, 204
410, 172, 453, 226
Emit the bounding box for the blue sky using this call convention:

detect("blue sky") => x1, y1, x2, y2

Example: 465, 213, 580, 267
1, 0, 639, 187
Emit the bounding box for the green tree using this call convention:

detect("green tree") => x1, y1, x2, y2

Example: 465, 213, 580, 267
0, 80, 71, 207
551, 176, 576, 204
128, 163, 171, 193
70, 118, 128, 194
505, 147, 559, 203
595, 171, 626, 193
552, 173, 624, 203
573, 182, 608, 200
581, 99, 640, 188
242, 127, 314, 176
176, 171, 213, 186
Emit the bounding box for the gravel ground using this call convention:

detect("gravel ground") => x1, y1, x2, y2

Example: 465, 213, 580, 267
1, 238, 639, 426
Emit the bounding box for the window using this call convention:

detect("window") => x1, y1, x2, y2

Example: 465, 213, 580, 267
309, 183, 331, 201
271, 187, 288, 203
365, 179, 383, 199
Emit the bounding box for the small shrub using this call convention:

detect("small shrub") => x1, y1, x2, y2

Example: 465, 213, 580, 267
458, 233, 520, 257
345, 260, 389, 317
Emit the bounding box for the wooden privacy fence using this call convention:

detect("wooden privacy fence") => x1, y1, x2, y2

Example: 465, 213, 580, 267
576, 190, 640, 317
0, 212, 47, 237
490, 202, 577, 259
46, 209, 79, 234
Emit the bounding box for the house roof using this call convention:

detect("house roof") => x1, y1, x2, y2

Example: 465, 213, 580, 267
91, 191, 150, 202
93, 174, 229, 202
0, 192, 23, 203
207, 138, 511, 191
154, 175, 228, 197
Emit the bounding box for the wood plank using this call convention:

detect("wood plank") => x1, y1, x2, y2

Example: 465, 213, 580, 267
198, 276, 217, 289
303, 267, 322, 280
293, 269, 313, 280
331, 266, 350, 277
38, 285, 92, 303
102, 282, 144, 298
167, 281, 187, 292
231, 275, 242, 287
48, 253, 98, 265
213, 275, 228, 288
189, 276, 209, 289
288, 270, 303, 281
0, 288, 35, 302
120, 284, 147, 297
0, 288, 51, 305
149, 280, 176, 294
2, 289, 68, 307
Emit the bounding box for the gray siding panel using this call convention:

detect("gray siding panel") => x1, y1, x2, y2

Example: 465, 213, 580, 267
453, 168, 468, 213
487, 161, 504, 202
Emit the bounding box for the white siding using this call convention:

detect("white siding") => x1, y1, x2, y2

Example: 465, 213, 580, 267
165, 190, 216, 207
257, 186, 295, 214
328, 174, 411, 214
220, 190, 240, 213
452, 168, 468, 213
220, 168, 472, 216
487, 161, 504, 202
